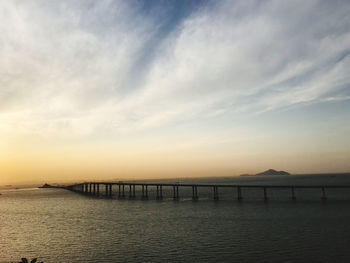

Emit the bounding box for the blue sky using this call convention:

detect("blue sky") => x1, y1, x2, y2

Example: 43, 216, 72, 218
0, 0, 349, 183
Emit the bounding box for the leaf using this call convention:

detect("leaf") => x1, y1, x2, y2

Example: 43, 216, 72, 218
30, 259, 37, 263
21, 258, 28, 263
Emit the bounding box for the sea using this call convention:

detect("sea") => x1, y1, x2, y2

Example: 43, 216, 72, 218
1, 174, 350, 263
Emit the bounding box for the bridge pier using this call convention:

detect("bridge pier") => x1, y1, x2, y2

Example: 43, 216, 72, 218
105, 184, 108, 197
263, 187, 268, 201
213, 186, 219, 200
89, 183, 92, 195
156, 185, 163, 200
142, 185, 148, 199
321, 187, 327, 201
93, 183, 96, 195
96, 184, 100, 196
173, 185, 179, 200
128, 184, 133, 199
237, 186, 242, 201
105, 184, 112, 197
118, 184, 125, 199
291, 187, 296, 201
192, 186, 198, 200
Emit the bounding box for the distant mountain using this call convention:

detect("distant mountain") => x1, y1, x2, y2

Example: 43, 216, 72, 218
255, 169, 290, 176
240, 169, 290, 176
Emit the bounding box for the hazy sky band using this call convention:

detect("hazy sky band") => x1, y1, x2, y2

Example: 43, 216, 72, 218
0, 0, 349, 184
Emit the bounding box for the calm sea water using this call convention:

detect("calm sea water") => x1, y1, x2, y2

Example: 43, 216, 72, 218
1, 174, 350, 263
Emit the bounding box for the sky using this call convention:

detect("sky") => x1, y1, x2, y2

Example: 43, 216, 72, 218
1, 0, 350, 184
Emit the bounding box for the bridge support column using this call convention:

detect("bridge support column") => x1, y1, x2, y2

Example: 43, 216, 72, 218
263, 187, 268, 201
96, 184, 100, 196
156, 185, 160, 200
142, 185, 148, 199
118, 184, 121, 199
291, 187, 296, 201
93, 183, 96, 195
173, 186, 179, 200
213, 186, 219, 200
129, 185, 132, 199
133, 184, 136, 198
237, 186, 242, 201
109, 184, 112, 197
321, 187, 327, 201
192, 186, 198, 200
89, 183, 92, 194
156, 185, 163, 200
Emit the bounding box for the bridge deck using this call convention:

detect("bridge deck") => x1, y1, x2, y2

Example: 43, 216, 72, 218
65, 181, 350, 201
71, 182, 350, 188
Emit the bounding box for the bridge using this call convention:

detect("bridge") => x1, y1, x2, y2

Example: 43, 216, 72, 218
64, 182, 350, 201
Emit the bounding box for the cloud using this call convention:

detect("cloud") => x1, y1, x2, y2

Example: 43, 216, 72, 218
1, 0, 350, 140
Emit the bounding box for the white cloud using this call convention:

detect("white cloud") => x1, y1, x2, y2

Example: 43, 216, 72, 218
1, 0, 350, 140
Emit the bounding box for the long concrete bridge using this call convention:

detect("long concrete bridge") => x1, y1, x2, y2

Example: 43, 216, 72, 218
64, 182, 350, 201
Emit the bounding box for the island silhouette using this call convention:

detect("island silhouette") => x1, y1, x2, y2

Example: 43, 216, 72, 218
240, 169, 290, 176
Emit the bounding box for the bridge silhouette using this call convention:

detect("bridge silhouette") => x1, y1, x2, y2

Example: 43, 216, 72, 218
64, 182, 350, 201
